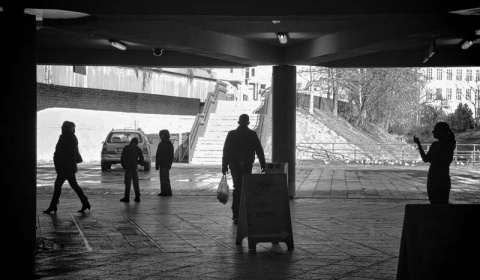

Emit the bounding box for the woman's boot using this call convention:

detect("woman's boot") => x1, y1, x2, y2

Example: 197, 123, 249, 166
43, 197, 59, 214
78, 196, 91, 213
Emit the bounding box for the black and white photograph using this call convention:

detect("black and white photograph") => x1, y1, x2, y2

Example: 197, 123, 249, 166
2, 1, 480, 279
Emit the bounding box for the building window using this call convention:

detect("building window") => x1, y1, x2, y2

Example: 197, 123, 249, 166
230, 68, 233, 73
476, 70, 480, 82
456, 89, 462, 100
436, 69, 442, 80
466, 89, 471, 100
446, 88, 452, 100
466, 69, 472, 81
426, 68, 433, 79
73, 65, 86, 75
447, 69, 452, 80
436, 88, 442, 100
456, 69, 462, 81
251, 68, 255, 77
427, 91, 433, 100
245, 67, 249, 79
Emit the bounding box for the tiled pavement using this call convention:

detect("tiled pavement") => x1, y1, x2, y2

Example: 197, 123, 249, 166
34, 162, 480, 279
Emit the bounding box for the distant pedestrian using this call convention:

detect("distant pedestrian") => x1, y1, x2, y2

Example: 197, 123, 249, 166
156, 129, 174, 196
44, 121, 90, 214
120, 137, 144, 202
413, 122, 456, 204
222, 114, 266, 224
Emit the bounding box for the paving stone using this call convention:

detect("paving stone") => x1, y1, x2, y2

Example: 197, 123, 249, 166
34, 163, 479, 278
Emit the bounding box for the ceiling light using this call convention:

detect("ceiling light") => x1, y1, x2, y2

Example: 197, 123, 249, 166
272, 20, 281, 24
461, 40, 474, 50
277, 33, 288, 44
109, 40, 127, 51
475, 29, 480, 36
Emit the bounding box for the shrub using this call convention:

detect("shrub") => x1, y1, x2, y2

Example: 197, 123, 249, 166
448, 103, 474, 132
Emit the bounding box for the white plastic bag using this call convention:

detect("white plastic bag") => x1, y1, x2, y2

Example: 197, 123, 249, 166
217, 175, 229, 204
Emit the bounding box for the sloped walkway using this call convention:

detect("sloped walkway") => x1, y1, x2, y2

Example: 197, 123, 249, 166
34, 163, 480, 279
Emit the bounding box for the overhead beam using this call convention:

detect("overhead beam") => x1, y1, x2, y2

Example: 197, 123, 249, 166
318, 49, 480, 68
279, 15, 452, 65
29, 0, 480, 16
36, 48, 254, 67
42, 19, 280, 65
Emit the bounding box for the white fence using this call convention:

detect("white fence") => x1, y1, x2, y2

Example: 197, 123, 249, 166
296, 142, 480, 165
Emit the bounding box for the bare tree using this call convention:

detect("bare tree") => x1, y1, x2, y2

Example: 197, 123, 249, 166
336, 68, 426, 131
297, 66, 323, 114
297, 67, 426, 132
297, 66, 340, 115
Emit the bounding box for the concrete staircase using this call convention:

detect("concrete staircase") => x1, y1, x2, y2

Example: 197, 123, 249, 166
191, 100, 262, 164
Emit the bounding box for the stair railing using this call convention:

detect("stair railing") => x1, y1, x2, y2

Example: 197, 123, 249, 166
188, 82, 227, 163
179, 134, 190, 163
253, 90, 270, 144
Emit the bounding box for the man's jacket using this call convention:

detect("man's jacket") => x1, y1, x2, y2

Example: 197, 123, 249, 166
222, 126, 266, 169
156, 140, 174, 170
121, 143, 144, 170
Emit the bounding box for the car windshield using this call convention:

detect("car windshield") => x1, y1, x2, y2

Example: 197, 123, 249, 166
108, 132, 143, 144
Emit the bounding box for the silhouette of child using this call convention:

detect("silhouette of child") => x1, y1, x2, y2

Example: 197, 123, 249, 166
413, 122, 456, 204
120, 137, 144, 202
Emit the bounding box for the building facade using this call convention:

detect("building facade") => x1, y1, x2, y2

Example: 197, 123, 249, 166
423, 67, 480, 120
212, 66, 272, 101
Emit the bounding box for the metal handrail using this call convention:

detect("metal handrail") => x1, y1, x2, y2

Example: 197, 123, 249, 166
296, 142, 480, 165
252, 92, 268, 137
188, 82, 225, 163
178, 134, 189, 162
188, 114, 204, 164
253, 91, 270, 143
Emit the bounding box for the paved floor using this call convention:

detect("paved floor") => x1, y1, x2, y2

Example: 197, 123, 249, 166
34, 162, 480, 279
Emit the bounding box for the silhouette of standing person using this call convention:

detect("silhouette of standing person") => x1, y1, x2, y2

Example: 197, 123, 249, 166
222, 114, 266, 224
156, 129, 174, 196
44, 121, 90, 213
120, 137, 144, 202
414, 122, 456, 204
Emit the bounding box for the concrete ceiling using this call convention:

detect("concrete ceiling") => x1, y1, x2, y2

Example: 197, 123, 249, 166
13, 0, 480, 68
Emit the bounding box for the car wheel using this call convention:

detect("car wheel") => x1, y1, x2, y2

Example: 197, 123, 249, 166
101, 162, 110, 171
144, 162, 151, 171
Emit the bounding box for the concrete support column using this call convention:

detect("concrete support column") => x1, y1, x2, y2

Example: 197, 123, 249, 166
271, 65, 296, 197
1, 9, 37, 276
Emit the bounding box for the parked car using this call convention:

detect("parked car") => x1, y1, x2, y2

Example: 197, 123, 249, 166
101, 128, 152, 171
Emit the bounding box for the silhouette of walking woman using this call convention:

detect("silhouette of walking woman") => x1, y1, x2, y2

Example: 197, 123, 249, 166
413, 122, 456, 204
44, 121, 90, 213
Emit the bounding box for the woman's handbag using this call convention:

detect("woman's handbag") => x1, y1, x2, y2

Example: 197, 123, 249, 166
76, 148, 83, 163
217, 175, 229, 204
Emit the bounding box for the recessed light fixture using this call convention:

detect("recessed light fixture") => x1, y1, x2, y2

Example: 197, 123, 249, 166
277, 32, 288, 44
461, 40, 474, 50
272, 20, 281, 24
475, 29, 480, 36
109, 39, 127, 51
